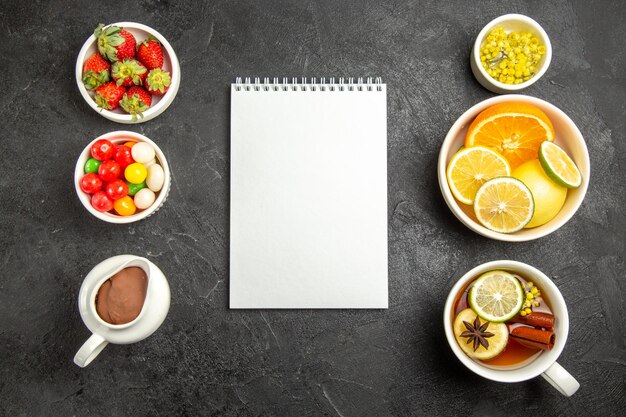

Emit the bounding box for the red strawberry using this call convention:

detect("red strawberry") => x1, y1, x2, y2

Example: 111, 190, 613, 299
94, 82, 126, 110
111, 59, 147, 87
82, 52, 111, 90
145, 68, 171, 95
95, 24, 136, 62
120, 86, 152, 121
136, 38, 163, 69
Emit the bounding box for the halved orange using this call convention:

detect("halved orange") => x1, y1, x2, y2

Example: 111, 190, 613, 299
465, 102, 555, 169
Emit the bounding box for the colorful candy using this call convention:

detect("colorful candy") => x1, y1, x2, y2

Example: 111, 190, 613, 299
80, 173, 103, 194
91, 191, 114, 212
146, 164, 164, 192
127, 181, 146, 196
125, 162, 147, 184
113, 196, 137, 216
80, 139, 164, 217
114, 145, 134, 170
105, 179, 129, 200
84, 158, 102, 174
134, 188, 156, 209
98, 160, 122, 182
91, 139, 115, 161
131, 142, 155, 164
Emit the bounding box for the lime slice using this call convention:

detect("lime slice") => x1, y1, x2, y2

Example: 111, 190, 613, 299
468, 271, 524, 322
446, 146, 511, 205
453, 308, 509, 360
474, 177, 534, 233
538, 141, 582, 188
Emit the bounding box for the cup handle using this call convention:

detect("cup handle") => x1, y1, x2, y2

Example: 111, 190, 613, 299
541, 361, 580, 396
74, 334, 108, 368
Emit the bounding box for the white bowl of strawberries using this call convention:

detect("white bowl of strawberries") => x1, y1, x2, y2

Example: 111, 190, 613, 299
76, 22, 180, 124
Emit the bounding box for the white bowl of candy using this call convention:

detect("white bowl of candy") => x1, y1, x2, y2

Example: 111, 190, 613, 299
75, 22, 180, 123
75, 131, 171, 223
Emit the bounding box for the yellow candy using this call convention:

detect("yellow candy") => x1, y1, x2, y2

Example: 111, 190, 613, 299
125, 163, 147, 184
114, 196, 137, 216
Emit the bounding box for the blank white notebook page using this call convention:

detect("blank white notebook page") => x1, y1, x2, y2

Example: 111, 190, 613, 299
230, 80, 388, 308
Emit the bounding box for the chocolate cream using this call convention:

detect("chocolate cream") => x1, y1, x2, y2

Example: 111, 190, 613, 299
96, 267, 148, 325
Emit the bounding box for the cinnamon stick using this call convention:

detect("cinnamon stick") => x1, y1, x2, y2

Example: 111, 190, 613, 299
509, 312, 555, 330
510, 326, 555, 350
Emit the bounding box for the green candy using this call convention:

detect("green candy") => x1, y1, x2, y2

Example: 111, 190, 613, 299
84, 158, 101, 174
127, 181, 146, 196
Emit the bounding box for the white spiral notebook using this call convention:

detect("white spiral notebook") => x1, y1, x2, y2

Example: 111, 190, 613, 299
230, 77, 388, 309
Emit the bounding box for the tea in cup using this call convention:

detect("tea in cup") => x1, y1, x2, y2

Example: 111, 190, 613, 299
443, 260, 579, 396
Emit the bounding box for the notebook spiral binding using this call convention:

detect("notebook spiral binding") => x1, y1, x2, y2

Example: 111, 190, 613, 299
234, 77, 384, 92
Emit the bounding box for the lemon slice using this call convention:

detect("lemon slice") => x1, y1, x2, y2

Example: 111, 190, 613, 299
474, 177, 534, 233
538, 141, 582, 188
453, 308, 509, 360
446, 146, 511, 205
469, 271, 524, 322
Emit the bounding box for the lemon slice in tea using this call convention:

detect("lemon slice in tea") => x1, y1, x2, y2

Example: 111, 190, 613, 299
474, 177, 534, 233
446, 146, 511, 205
469, 271, 524, 322
538, 141, 582, 188
453, 308, 508, 360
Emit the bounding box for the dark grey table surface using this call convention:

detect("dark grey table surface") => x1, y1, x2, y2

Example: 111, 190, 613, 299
1, 0, 624, 416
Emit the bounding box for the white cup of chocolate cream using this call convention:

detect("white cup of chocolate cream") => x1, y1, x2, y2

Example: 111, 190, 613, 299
74, 255, 170, 367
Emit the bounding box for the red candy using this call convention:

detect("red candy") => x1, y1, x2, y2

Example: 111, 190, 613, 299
105, 179, 129, 200
114, 144, 134, 170
91, 191, 114, 212
91, 139, 115, 161
80, 173, 103, 194
98, 160, 121, 182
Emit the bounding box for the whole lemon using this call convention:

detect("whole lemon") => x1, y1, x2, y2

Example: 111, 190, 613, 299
512, 159, 567, 228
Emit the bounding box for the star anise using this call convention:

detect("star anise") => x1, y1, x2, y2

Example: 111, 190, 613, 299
460, 315, 495, 351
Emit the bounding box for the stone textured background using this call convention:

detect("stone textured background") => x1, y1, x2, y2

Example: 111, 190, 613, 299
1, 0, 624, 415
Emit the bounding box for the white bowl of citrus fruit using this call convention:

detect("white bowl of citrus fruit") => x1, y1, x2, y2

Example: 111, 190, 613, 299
438, 95, 589, 242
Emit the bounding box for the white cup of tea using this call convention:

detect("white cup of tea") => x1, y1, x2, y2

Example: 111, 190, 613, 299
443, 260, 579, 396
74, 255, 170, 367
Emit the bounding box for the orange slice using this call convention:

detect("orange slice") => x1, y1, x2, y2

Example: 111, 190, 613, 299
465, 102, 555, 169
446, 146, 511, 205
